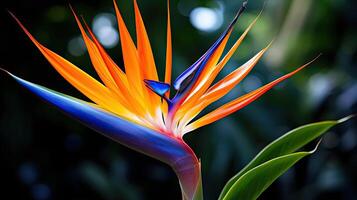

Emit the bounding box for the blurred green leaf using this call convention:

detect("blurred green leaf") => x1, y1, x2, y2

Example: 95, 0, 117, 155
80, 162, 114, 199
219, 116, 352, 200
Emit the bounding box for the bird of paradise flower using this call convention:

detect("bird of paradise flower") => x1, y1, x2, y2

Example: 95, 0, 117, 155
4, 0, 320, 199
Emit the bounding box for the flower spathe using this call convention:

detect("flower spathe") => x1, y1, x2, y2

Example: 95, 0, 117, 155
5, 0, 316, 199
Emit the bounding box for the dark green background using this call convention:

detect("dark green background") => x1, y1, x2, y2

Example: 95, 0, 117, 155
1, 0, 356, 199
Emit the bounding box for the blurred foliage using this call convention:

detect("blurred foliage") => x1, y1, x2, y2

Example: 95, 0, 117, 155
0, 0, 356, 200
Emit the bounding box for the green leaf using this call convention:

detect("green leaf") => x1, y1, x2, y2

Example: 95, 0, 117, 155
222, 147, 317, 200
218, 116, 352, 200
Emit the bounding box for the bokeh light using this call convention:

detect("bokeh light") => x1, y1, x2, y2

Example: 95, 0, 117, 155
190, 7, 223, 32
18, 163, 38, 185
67, 36, 86, 56
92, 13, 119, 48
31, 184, 51, 200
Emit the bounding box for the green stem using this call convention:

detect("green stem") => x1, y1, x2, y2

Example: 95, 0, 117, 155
192, 166, 203, 200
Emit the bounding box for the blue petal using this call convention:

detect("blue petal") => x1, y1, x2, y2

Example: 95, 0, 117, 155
8, 73, 193, 166
144, 79, 171, 97
172, 1, 247, 98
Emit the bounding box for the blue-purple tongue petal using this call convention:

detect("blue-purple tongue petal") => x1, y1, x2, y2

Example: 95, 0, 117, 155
6, 72, 201, 200
173, 1, 248, 95
7, 71, 199, 173
144, 79, 171, 97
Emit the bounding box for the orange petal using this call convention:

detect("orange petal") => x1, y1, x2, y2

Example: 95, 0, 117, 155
171, 31, 232, 126
203, 43, 271, 105
81, 16, 149, 117
164, 0, 172, 98
207, 14, 261, 87
81, 17, 129, 94
178, 15, 260, 115
185, 57, 319, 133
10, 12, 132, 118
183, 29, 232, 102
133, 0, 159, 81
175, 101, 207, 136
171, 30, 231, 129
133, 0, 161, 114
177, 44, 270, 129
70, 8, 130, 106
113, 0, 149, 108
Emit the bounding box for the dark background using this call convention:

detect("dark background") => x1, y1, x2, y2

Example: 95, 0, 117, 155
1, 0, 356, 199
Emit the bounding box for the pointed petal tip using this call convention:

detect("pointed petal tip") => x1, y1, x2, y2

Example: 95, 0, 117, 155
243, 0, 248, 8
266, 39, 275, 49
0, 68, 18, 85
338, 114, 355, 124
0, 67, 9, 74
69, 4, 81, 20
233, 0, 249, 22
7, 10, 15, 18
2, 71, 37, 90
69, 4, 83, 27
8, 10, 23, 27
295, 53, 322, 72
113, 0, 119, 9
0, 68, 19, 81
68, 3, 74, 11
